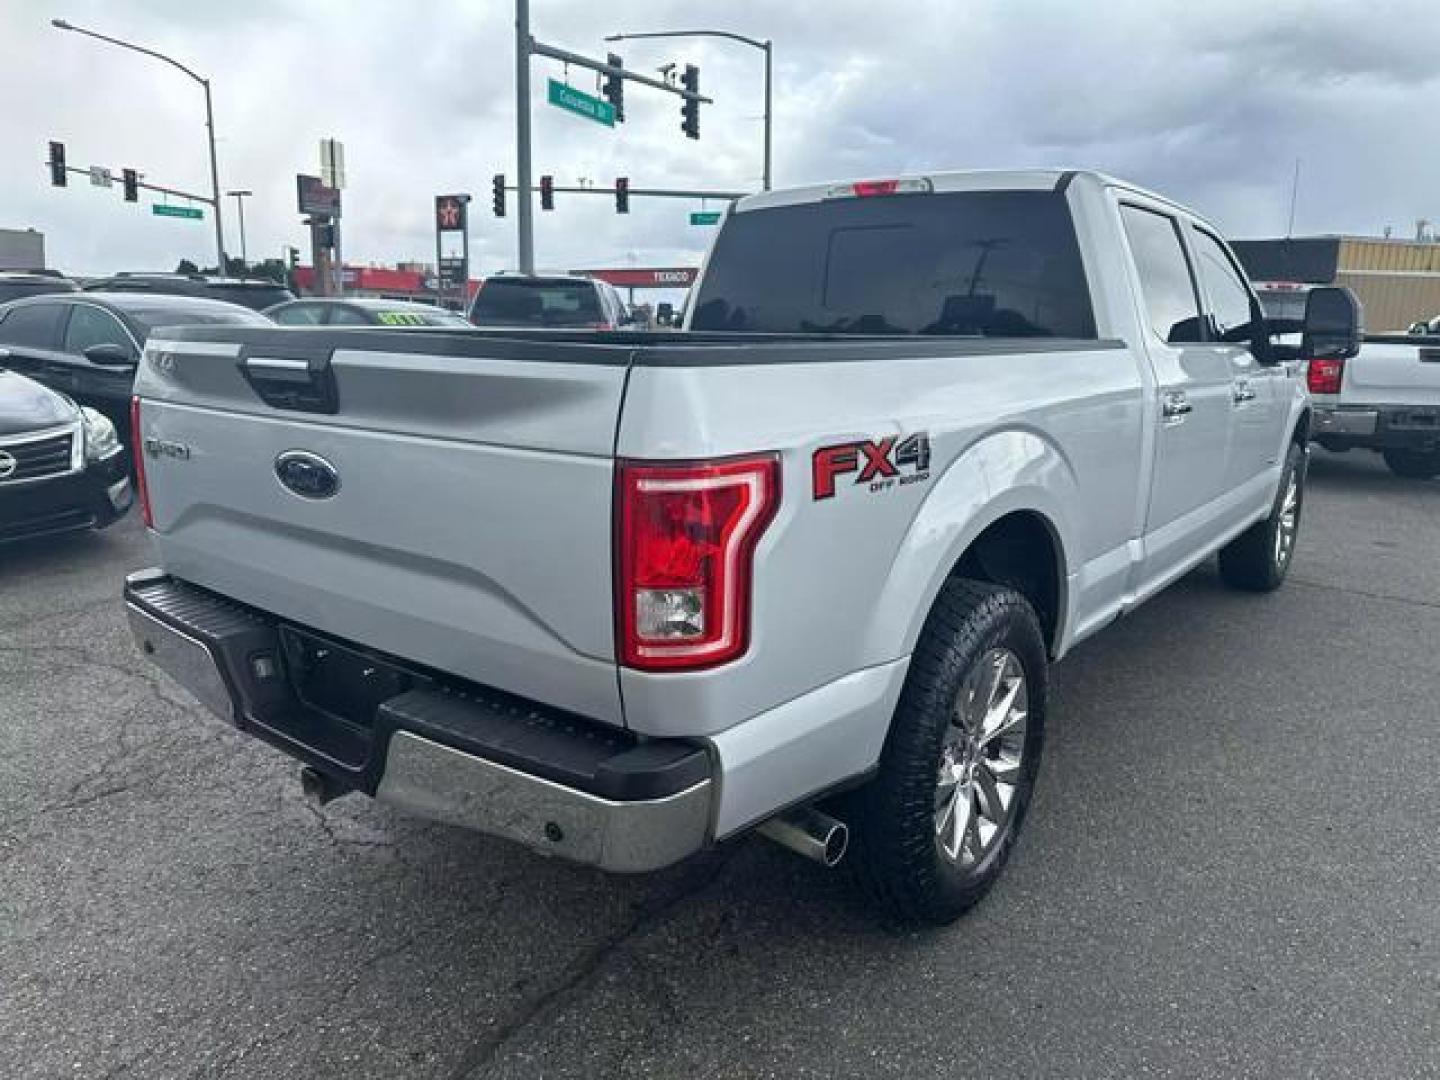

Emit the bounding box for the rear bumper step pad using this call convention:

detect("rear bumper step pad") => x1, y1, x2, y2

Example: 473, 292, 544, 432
123, 570, 714, 871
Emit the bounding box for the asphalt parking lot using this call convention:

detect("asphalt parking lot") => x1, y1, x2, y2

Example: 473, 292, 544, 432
3, 447, 1438, 1080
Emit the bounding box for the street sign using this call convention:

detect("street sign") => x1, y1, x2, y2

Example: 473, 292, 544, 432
296, 174, 342, 218
89, 166, 112, 189
547, 79, 615, 127
689, 211, 722, 226
152, 204, 203, 220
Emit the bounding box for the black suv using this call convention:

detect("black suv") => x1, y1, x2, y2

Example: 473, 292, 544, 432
0, 292, 269, 428
82, 273, 294, 312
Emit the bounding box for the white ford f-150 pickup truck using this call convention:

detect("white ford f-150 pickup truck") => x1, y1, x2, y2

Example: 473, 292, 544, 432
125, 170, 1359, 925
1257, 282, 1440, 478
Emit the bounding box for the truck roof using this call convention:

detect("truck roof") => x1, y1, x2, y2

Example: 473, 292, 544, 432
734, 168, 1213, 229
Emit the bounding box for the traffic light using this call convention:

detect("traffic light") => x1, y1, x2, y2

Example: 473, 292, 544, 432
122, 168, 138, 203
492, 173, 506, 218
286, 246, 300, 270
603, 53, 625, 123
316, 222, 335, 249
540, 175, 554, 211
615, 176, 629, 214
680, 65, 700, 140
48, 141, 67, 187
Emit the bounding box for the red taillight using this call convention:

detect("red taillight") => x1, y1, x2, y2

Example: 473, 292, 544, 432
852, 179, 900, 198
129, 395, 152, 528
617, 454, 780, 671
1307, 357, 1344, 395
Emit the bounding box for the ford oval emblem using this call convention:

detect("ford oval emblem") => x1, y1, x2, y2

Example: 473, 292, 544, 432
274, 450, 340, 500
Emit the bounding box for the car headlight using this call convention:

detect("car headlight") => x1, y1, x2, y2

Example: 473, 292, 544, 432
81, 407, 121, 461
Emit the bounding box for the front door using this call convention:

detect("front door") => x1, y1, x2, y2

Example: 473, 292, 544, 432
1117, 202, 1235, 591
1187, 224, 1287, 514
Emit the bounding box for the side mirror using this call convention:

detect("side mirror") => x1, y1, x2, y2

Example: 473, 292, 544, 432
1301, 286, 1361, 361
83, 342, 136, 367
1409, 322, 1428, 335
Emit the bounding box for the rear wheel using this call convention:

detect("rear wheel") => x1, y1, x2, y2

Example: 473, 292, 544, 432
1219, 441, 1306, 592
1382, 449, 1440, 480
847, 579, 1046, 926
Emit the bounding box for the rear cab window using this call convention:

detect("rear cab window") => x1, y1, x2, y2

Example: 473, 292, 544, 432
690, 189, 1097, 338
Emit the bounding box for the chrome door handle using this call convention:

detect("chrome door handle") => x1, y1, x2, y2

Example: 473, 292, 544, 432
1232, 379, 1256, 404
1161, 391, 1193, 422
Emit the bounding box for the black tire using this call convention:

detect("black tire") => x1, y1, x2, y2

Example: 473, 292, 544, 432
1315, 438, 1348, 454
1219, 441, 1307, 592
847, 579, 1047, 926
1382, 449, 1440, 480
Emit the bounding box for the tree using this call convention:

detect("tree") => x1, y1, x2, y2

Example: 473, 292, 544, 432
175, 259, 199, 274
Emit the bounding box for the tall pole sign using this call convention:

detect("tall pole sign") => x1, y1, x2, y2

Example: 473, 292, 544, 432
434, 194, 471, 311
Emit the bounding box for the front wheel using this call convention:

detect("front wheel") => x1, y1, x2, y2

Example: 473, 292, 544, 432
1219, 441, 1306, 592
847, 579, 1047, 926
1383, 449, 1440, 480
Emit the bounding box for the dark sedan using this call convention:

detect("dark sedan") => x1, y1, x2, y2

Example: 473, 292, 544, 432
0, 292, 269, 429
0, 367, 131, 543
264, 298, 472, 327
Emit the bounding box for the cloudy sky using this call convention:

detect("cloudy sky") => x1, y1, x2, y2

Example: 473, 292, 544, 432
3, 0, 1438, 279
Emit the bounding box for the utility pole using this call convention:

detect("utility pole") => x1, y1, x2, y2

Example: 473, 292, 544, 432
515, 0, 535, 274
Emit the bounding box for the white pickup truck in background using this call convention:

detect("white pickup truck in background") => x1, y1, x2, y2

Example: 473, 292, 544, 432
1257, 281, 1440, 478
125, 171, 1359, 925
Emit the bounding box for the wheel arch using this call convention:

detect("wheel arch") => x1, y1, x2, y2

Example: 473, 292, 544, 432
862, 430, 1077, 666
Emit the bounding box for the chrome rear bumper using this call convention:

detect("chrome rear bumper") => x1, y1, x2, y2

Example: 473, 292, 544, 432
124, 570, 714, 873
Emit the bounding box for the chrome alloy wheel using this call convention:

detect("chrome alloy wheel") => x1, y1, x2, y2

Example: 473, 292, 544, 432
1274, 472, 1300, 569
934, 648, 1029, 867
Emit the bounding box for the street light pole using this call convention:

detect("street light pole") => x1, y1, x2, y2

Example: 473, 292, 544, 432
51, 18, 227, 269
514, 0, 535, 274
227, 190, 252, 265
605, 28, 774, 191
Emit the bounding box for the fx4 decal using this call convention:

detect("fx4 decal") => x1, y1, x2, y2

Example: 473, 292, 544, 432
813, 433, 932, 500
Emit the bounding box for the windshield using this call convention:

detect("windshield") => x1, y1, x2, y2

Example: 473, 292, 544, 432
690, 190, 1096, 337
469, 280, 604, 327
126, 305, 271, 337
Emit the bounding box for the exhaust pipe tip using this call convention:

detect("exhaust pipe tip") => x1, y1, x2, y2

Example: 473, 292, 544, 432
757, 806, 849, 868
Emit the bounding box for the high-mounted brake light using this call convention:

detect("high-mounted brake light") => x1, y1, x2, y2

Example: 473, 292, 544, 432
129, 395, 153, 529
617, 454, 780, 671
1307, 357, 1345, 395
825, 177, 934, 200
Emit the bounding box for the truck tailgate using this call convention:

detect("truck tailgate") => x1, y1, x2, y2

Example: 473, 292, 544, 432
133, 328, 630, 726
1347, 341, 1440, 406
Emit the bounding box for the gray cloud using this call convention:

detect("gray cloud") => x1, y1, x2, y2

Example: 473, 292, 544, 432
3, 0, 1438, 279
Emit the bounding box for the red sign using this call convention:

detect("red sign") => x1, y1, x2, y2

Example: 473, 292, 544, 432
435, 194, 468, 232
572, 267, 698, 288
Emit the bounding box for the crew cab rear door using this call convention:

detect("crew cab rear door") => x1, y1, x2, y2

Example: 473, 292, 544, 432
134, 328, 630, 726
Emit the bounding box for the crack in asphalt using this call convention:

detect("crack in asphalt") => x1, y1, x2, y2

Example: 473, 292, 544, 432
1289, 575, 1440, 613
0, 640, 234, 836
447, 850, 739, 1079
